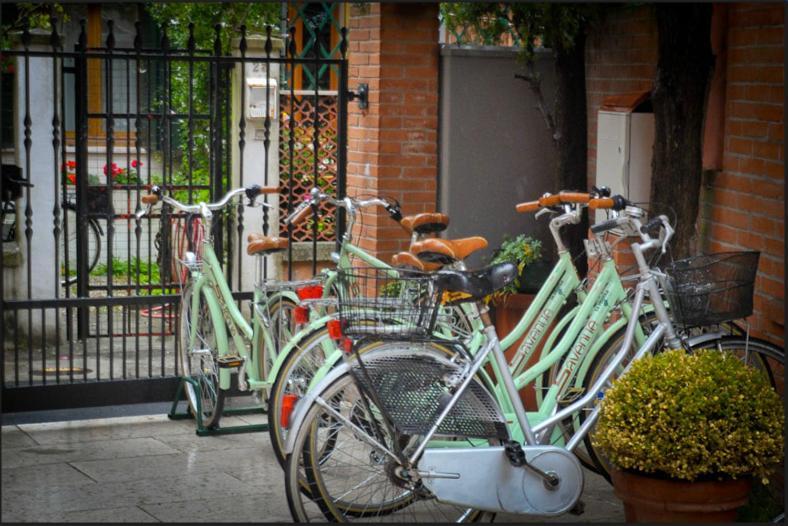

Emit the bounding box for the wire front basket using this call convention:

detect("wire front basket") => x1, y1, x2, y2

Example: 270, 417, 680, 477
662, 251, 760, 328
336, 267, 442, 339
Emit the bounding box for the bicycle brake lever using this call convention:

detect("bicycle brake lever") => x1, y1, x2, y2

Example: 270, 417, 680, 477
534, 208, 553, 219
135, 204, 151, 220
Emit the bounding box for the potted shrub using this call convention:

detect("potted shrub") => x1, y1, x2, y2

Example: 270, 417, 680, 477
594, 349, 784, 523
486, 234, 543, 343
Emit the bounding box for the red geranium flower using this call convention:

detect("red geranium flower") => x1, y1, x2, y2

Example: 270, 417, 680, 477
66, 160, 77, 169
103, 162, 122, 178
67, 173, 76, 185
131, 159, 143, 169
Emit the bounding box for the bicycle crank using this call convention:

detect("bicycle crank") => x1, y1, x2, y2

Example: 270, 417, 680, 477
419, 445, 583, 516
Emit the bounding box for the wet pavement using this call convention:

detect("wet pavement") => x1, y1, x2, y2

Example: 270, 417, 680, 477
1, 405, 624, 523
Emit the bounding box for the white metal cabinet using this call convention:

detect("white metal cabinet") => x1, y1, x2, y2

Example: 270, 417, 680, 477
594, 103, 654, 224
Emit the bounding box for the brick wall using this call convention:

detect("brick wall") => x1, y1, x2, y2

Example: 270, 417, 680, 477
347, 3, 440, 263
699, 3, 784, 345
586, 6, 658, 187
585, 3, 784, 346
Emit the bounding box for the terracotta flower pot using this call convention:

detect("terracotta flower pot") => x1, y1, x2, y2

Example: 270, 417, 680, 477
611, 468, 752, 523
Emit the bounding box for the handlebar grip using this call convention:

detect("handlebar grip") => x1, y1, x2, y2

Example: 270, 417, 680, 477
588, 198, 614, 210
245, 184, 279, 202
141, 194, 159, 205
515, 201, 541, 213
590, 218, 620, 234
558, 192, 590, 204
538, 194, 561, 207
385, 203, 402, 223
290, 204, 314, 226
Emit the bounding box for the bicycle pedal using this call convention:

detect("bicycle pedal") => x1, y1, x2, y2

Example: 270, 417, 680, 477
569, 499, 585, 515
217, 355, 244, 368
557, 387, 585, 406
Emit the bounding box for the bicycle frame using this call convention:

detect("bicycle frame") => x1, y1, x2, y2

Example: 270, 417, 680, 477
298, 234, 650, 447
180, 208, 337, 392
284, 212, 672, 465
404, 219, 680, 464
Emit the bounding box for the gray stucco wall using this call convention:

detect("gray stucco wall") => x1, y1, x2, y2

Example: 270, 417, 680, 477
439, 46, 558, 268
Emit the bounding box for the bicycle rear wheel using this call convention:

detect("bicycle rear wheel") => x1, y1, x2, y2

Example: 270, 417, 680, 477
285, 344, 497, 523
267, 295, 299, 358
178, 283, 226, 429
62, 208, 101, 285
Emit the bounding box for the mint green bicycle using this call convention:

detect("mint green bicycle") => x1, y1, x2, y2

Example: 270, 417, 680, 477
267, 188, 480, 463
137, 184, 350, 429
140, 184, 472, 430
283, 195, 783, 522
268, 189, 658, 477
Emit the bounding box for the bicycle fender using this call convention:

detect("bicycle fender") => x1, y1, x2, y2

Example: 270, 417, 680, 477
268, 290, 299, 308
267, 314, 335, 381
200, 285, 232, 391
685, 331, 727, 349
283, 361, 352, 456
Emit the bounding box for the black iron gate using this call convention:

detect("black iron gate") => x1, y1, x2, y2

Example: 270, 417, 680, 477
1, 17, 349, 412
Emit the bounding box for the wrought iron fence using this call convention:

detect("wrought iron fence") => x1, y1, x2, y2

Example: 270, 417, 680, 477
0, 17, 348, 411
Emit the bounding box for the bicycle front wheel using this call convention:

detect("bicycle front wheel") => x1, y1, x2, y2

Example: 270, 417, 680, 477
178, 283, 226, 429
268, 325, 336, 469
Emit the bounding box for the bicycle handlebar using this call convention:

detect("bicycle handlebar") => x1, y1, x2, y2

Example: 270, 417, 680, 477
516, 188, 612, 215
284, 187, 397, 227
136, 184, 276, 220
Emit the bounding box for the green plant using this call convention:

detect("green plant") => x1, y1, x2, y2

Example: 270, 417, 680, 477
486, 234, 541, 303
91, 257, 162, 286
594, 349, 784, 483
379, 280, 402, 298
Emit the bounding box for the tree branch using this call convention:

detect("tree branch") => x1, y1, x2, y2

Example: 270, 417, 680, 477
515, 66, 559, 142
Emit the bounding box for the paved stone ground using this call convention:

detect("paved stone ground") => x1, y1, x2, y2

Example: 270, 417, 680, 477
1, 404, 624, 523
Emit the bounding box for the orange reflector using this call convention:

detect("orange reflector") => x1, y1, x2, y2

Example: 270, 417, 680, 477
281, 393, 299, 428
293, 306, 309, 325
327, 319, 342, 340
342, 337, 353, 354
296, 284, 323, 300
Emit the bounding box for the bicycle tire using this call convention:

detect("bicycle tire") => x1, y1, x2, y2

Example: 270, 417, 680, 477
178, 283, 226, 429
274, 337, 454, 499
581, 333, 783, 483
62, 208, 101, 286
285, 342, 494, 522
268, 325, 336, 470
260, 295, 299, 382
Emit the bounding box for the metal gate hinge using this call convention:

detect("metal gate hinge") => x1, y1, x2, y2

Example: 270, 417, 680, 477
348, 83, 369, 109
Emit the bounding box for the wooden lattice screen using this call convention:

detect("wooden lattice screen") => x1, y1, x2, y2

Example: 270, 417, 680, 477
279, 92, 338, 241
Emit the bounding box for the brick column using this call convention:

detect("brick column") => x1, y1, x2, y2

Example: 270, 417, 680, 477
346, 3, 439, 263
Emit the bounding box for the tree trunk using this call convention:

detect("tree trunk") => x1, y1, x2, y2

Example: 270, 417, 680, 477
651, 4, 714, 258
553, 30, 589, 277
